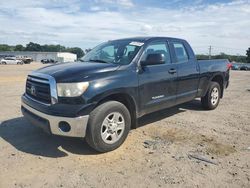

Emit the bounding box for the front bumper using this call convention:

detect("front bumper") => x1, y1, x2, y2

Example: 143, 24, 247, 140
21, 101, 89, 138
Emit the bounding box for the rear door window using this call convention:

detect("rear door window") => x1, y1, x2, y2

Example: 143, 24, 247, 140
173, 42, 189, 63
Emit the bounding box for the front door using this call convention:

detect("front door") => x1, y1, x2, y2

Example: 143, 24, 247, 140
138, 40, 177, 116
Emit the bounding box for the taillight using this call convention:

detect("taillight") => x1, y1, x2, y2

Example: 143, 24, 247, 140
227, 63, 232, 70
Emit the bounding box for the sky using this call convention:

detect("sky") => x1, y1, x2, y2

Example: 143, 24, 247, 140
0, 0, 249, 55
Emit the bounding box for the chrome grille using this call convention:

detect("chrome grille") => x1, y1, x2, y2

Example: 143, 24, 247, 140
26, 75, 51, 104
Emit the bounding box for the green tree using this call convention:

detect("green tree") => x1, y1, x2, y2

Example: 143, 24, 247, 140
214, 53, 228, 60
85, 48, 92, 53
25, 42, 42, 51
41, 44, 66, 52
0, 44, 12, 51
196, 53, 247, 63
246, 48, 250, 63
196, 54, 209, 60
14, 44, 25, 51
67, 47, 85, 58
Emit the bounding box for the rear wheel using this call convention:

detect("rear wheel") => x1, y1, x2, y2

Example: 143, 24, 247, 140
2, 61, 6, 65
201, 82, 221, 110
86, 101, 131, 152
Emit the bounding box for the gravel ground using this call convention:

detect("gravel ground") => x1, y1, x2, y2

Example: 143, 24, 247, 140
0, 63, 249, 188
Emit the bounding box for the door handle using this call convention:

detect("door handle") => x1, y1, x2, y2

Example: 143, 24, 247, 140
168, 69, 176, 74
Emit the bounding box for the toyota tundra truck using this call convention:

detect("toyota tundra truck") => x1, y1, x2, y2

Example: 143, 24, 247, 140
21, 37, 230, 152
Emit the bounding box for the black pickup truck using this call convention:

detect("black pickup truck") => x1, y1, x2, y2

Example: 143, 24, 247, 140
21, 37, 230, 152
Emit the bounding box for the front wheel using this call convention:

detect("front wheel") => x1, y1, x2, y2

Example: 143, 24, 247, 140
86, 101, 131, 152
201, 82, 221, 110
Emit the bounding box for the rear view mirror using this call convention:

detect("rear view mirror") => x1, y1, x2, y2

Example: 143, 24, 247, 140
141, 53, 165, 66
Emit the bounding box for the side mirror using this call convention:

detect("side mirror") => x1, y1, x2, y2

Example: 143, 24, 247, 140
141, 53, 165, 66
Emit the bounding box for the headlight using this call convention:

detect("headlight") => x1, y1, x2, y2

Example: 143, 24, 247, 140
57, 82, 89, 97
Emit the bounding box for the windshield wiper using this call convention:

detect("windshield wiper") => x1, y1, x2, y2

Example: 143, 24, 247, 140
89, 59, 110, 64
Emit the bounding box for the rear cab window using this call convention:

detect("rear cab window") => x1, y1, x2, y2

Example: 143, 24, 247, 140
173, 42, 189, 63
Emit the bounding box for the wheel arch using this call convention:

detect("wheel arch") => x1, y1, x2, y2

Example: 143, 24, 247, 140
94, 92, 138, 129
200, 73, 225, 98
210, 74, 224, 98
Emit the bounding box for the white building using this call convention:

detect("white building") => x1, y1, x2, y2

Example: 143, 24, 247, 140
0, 51, 77, 62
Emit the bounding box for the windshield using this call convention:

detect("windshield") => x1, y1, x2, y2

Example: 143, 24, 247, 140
81, 40, 143, 65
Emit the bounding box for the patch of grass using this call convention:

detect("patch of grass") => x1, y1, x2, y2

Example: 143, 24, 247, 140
149, 127, 236, 156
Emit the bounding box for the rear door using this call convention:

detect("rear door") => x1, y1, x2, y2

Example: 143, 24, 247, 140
170, 40, 200, 104
138, 40, 178, 115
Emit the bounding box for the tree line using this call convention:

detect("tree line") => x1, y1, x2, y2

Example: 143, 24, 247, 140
196, 51, 250, 63
0, 42, 90, 59
0, 43, 250, 63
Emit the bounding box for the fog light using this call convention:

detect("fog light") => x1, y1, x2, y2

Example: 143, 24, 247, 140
58, 121, 71, 132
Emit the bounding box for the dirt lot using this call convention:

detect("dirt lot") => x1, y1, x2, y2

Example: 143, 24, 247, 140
0, 63, 249, 188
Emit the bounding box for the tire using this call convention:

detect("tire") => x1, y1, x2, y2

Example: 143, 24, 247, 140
86, 101, 131, 152
2, 62, 6, 65
201, 82, 221, 110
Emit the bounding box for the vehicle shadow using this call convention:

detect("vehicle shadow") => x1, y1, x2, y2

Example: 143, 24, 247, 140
0, 117, 97, 158
0, 99, 203, 157
138, 99, 203, 127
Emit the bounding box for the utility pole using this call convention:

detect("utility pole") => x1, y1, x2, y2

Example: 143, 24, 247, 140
209, 45, 212, 59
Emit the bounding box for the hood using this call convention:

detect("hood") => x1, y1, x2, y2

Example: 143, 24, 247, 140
35, 61, 120, 82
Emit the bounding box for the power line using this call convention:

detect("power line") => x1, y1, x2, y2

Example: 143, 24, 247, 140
212, 46, 246, 51
209, 45, 212, 59
192, 45, 247, 56
193, 45, 246, 51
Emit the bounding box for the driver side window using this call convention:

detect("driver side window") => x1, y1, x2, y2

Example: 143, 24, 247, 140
141, 42, 171, 64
